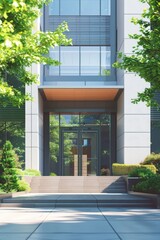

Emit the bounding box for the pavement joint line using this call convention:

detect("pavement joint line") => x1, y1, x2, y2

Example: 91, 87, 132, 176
26, 233, 117, 236
98, 206, 123, 240
91, 193, 99, 207
25, 208, 55, 240
55, 194, 63, 207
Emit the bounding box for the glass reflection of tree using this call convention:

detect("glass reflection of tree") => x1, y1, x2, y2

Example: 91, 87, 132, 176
63, 116, 79, 169
80, 113, 110, 126
49, 115, 59, 163
70, 115, 79, 126
63, 133, 74, 165
49, 115, 76, 167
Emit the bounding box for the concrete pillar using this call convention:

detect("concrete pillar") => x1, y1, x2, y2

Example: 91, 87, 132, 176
25, 16, 44, 173
117, 0, 150, 164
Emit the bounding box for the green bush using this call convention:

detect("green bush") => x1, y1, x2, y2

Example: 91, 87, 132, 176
112, 163, 157, 176
50, 172, 57, 176
23, 169, 41, 176
141, 153, 160, 174
0, 184, 5, 193
17, 179, 30, 192
134, 175, 160, 194
128, 167, 155, 179
15, 168, 24, 176
0, 141, 19, 193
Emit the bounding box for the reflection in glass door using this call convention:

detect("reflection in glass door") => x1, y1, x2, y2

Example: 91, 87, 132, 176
62, 131, 78, 176
48, 113, 111, 176
82, 131, 98, 176
61, 128, 98, 176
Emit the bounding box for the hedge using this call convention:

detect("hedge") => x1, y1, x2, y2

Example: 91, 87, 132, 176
133, 175, 160, 194
112, 163, 157, 176
141, 153, 160, 174
23, 169, 41, 176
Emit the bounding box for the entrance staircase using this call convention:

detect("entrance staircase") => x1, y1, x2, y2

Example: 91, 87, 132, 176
25, 176, 127, 193
0, 177, 155, 208
1, 193, 155, 208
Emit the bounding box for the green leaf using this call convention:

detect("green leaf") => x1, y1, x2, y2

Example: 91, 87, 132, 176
0, 0, 71, 107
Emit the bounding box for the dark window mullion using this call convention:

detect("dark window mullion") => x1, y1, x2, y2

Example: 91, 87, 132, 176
79, 46, 81, 76
59, 0, 61, 15
100, 46, 101, 76
59, 47, 61, 76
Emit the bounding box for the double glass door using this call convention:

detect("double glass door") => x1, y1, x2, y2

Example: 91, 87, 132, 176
61, 127, 99, 176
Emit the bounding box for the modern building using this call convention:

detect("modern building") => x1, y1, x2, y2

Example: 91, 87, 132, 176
0, 0, 159, 176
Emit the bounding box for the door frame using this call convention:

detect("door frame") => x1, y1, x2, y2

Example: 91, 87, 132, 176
60, 126, 100, 176
43, 112, 116, 176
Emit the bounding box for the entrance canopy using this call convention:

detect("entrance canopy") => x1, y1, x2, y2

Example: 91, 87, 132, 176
40, 87, 123, 101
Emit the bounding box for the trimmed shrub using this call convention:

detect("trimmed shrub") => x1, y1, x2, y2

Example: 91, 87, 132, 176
17, 179, 30, 192
23, 169, 41, 176
128, 167, 155, 179
141, 153, 160, 174
112, 163, 157, 176
50, 172, 57, 176
0, 141, 19, 193
134, 175, 160, 194
15, 168, 24, 176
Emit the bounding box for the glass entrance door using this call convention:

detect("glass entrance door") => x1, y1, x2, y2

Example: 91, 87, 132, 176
61, 128, 98, 176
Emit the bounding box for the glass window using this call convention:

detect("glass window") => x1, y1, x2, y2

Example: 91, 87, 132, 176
60, 114, 79, 126
48, 47, 111, 76
80, 114, 99, 125
60, 0, 79, 15
151, 121, 160, 153
101, 0, 111, 15
100, 125, 110, 176
60, 47, 79, 76
49, 0, 59, 15
101, 47, 111, 76
49, 47, 60, 75
81, 47, 100, 75
81, 0, 100, 15
50, 114, 59, 127
80, 113, 108, 125
49, 114, 60, 176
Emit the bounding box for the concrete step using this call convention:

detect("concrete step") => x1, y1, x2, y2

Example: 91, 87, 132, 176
25, 176, 127, 194
0, 193, 155, 208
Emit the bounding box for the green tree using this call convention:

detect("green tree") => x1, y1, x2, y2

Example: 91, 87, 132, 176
0, 140, 19, 192
0, 0, 71, 107
0, 121, 25, 165
114, 0, 160, 107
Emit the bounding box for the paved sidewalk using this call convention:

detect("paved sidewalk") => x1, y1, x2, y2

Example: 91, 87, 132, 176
0, 206, 160, 240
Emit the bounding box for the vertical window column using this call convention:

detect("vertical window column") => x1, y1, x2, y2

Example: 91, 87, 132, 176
81, 0, 100, 15
81, 47, 100, 75
60, 0, 79, 15
60, 47, 79, 76
101, 47, 111, 75
49, 47, 60, 75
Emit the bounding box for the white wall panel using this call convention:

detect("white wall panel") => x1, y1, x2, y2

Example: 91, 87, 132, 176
116, 0, 151, 165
